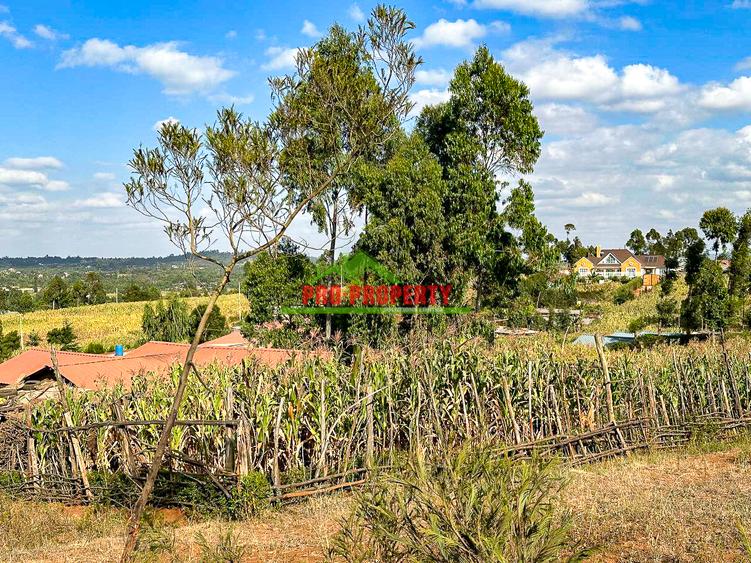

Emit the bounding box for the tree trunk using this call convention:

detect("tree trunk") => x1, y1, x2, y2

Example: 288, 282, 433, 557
120, 266, 234, 562
325, 201, 338, 340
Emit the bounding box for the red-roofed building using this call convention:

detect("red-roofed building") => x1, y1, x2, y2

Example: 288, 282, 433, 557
0, 331, 319, 391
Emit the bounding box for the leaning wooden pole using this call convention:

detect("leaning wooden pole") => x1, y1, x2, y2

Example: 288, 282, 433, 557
121, 268, 233, 562
50, 348, 93, 501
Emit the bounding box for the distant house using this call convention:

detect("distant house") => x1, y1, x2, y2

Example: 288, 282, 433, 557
0, 330, 324, 392
573, 246, 665, 280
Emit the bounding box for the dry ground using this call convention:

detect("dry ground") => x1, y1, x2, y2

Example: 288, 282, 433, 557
2, 441, 751, 562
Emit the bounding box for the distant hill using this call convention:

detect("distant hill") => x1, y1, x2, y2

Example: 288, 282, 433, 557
0, 252, 235, 270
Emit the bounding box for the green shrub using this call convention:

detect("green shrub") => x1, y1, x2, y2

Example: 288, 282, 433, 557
88, 470, 270, 519
83, 341, 107, 354
329, 444, 588, 562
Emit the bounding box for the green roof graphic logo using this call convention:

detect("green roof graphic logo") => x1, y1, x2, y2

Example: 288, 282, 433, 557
312, 250, 400, 285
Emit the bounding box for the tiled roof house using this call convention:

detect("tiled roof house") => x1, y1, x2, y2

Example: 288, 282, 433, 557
0, 331, 322, 391
574, 246, 665, 280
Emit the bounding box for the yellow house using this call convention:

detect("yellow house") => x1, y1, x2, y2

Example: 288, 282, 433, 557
574, 246, 665, 279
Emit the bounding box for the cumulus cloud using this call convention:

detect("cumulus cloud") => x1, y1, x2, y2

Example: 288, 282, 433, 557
34, 24, 68, 40
93, 172, 116, 182
153, 116, 180, 132
410, 88, 451, 113
473, 0, 588, 17
72, 192, 124, 208
3, 156, 63, 169
261, 46, 300, 71
415, 68, 452, 86
349, 3, 365, 22
535, 103, 599, 136
530, 123, 751, 244
0, 21, 32, 48
698, 76, 751, 111
58, 39, 235, 96
0, 167, 69, 191
301, 20, 321, 38
502, 39, 685, 113
412, 18, 506, 49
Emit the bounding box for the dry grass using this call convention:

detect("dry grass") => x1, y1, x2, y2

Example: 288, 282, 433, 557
2, 442, 751, 562
563, 439, 751, 562
0, 293, 248, 349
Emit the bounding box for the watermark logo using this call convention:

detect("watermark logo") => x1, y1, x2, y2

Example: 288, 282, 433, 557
281, 251, 471, 315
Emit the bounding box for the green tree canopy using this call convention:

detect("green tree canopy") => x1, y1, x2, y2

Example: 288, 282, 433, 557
142, 298, 192, 342
626, 229, 647, 255
242, 239, 314, 325
47, 321, 79, 351
700, 207, 738, 257
189, 304, 228, 343
729, 211, 751, 297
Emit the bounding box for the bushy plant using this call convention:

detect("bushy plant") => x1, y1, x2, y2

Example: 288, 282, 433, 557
329, 444, 587, 562
83, 341, 106, 354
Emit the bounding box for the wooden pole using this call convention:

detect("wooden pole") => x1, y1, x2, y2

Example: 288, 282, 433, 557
594, 335, 616, 423
224, 386, 236, 473
112, 402, 137, 476
50, 349, 93, 502
273, 397, 285, 494
720, 329, 743, 417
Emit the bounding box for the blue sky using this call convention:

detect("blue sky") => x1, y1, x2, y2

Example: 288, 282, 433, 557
1, 0, 751, 257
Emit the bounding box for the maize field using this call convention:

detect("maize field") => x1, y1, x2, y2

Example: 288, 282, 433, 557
0, 293, 248, 349
9, 335, 751, 505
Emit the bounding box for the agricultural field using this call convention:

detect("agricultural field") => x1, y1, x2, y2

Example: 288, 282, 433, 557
0, 293, 248, 350
584, 279, 688, 334
2, 439, 750, 561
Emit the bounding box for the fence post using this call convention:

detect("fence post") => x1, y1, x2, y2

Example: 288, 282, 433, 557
112, 402, 136, 476
594, 335, 616, 423
273, 397, 285, 495
50, 349, 93, 502
224, 386, 236, 473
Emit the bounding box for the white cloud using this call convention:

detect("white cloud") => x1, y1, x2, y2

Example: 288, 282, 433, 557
473, 0, 589, 17
531, 123, 751, 245
570, 192, 618, 207
153, 116, 180, 132
225, 30, 237, 39
207, 92, 254, 105
698, 76, 751, 111
410, 88, 450, 113
412, 18, 502, 49
3, 156, 63, 170
58, 39, 235, 96
732, 0, 751, 8
618, 16, 642, 31
0, 167, 69, 191
93, 172, 116, 181
502, 39, 685, 114
415, 68, 452, 86
301, 20, 322, 38
349, 3, 365, 22
0, 21, 32, 49
261, 46, 299, 71
72, 193, 124, 208
34, 24, 68, 40
535, 103, 599, 136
